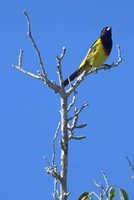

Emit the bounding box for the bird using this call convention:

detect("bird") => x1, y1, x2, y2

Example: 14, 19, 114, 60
63, 26, 113, 87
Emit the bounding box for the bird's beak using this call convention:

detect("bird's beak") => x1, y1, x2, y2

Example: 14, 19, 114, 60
107, 27, 111, 31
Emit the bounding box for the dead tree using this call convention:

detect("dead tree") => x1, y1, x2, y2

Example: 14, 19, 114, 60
13, 11, 122, 200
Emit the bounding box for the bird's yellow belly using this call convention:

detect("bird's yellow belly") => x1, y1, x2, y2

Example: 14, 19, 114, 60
90, 45, 107, 67
79, 39, 108, 73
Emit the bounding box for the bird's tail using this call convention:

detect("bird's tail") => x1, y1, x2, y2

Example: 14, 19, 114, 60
63, 68, 81, 87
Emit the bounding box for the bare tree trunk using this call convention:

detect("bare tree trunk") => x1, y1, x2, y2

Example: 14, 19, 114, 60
60, 96, 68, 200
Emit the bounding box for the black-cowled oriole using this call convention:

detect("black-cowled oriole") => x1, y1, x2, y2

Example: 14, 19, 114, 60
63, 27, 113, 87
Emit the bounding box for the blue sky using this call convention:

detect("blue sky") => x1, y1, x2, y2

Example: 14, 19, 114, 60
0, 0, 134, 199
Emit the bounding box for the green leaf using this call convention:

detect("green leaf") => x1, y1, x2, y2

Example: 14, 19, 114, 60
108, 187, 116, 200
119, 188, 129, 200
77, 192, 92, 200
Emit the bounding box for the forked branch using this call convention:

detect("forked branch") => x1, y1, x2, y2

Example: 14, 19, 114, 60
13, 11, 60, 93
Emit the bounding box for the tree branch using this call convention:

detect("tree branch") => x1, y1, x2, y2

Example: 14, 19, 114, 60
66, 71, 86, 96
12, 11, 62, 93
56, 47, 66, 87
68, 101, 89, 122
66, 45, 122, 96
67, 102, 88, 140
12, 49, 41, 79
23, 10, 46, 75
75, 123, 87, 129
68, 135, 86, 140
126, 156, 134, 179
52, 121, 61, 166
67, 90, 77, 112
101, 171, 110, 190
94, 171, 113, 200
45, 165, 61, 180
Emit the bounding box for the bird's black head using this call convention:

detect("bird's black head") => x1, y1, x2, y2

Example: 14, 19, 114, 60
100, 26, 113, 55
100, 26, 112, 39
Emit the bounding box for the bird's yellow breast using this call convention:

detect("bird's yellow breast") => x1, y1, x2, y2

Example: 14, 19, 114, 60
79, 38, 108, 73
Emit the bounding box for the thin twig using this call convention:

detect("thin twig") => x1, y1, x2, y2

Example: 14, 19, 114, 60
44, 155, 51, 167
94, 179, 105, 191
94, 172, 113, 200
68, 102, 88, 134
68, 135, 86, 140
45, 166, 60, 180
76, 101, 89, 115
126, 156, 134, 179
23, 10, 46, 75
52, 122, 61, 166
126, 156, 134, 173
44, 156, 60, 180
102, 171, 110, 200
67, 90, 77, 112
13, 64, 42, 80
12, 48, 41, 79
13, 11, 61, 93
56, 47, 66, 86
18, 49, 24, 68
94, 179, 105, 200
75, 123, 87, 129
66, 71, 86, 96
68, 101, 88, 121
101, 45, 122, 69
67, 102, 88, 140
102, 171, 109, 189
